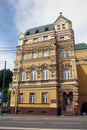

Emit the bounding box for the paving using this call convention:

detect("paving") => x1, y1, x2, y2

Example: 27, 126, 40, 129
0, 114, 87, 121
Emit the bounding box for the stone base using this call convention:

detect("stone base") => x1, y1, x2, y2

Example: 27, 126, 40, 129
9, 107, 61, 116
62, 106, 80, 116
74, 106, 80, 116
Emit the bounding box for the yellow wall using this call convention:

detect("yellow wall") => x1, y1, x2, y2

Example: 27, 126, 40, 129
10, 87, 58, 108
75, 50, 87, 106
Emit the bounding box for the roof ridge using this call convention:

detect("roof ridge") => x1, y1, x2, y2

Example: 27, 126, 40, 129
54, 14, 71, 23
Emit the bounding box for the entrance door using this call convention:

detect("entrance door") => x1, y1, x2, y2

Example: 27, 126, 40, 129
63, 92, 73, 111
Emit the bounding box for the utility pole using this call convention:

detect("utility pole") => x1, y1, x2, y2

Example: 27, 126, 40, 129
1, 61, 6, 116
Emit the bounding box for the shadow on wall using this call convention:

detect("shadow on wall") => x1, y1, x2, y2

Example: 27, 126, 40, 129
77, 64, 87, 110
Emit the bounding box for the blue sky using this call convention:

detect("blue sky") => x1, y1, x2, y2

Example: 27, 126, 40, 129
0, 0, 87, 70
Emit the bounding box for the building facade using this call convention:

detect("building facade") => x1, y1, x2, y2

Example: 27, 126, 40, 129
9, 13, 87, 115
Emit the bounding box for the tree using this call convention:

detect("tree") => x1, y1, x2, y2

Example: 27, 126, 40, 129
0, 69, 13, 102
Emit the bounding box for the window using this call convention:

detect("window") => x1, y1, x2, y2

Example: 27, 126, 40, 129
57, 25, 60, 30
15, 63, 18, 69
84, 60, 87, 64
20, 71, 26, 81
60, 51, 64, 58
24, 40, 28, 44
31, 70, 36, 81
43, 51, 48, 58
19, 93, 23, 103
76, 60, 79, 65
26, 32, 30, 36
35, 30, 39, 33
42, 68, 48, 80
60, 36, 64, 41
22, 54, 27, 60
42, 92, 48, 103
43, 36, 48, 41
66, 50, 70, 57
45, 27, 49, 31
29, 93, 35, 103
63, 70, 70, 80
34, 38, 38, 43
51, 60, 55, 64
62, 24, 65, 29
32, 52, 37, 59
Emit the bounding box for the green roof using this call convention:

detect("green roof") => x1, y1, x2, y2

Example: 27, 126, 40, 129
75, 43, 87, 50
24, 13, 71, 36
25, 24, 54, 36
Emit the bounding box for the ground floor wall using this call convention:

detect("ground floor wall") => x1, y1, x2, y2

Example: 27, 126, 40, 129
9, 107, 61, 115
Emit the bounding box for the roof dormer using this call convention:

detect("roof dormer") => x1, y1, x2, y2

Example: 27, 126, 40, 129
54, 12, 72, 31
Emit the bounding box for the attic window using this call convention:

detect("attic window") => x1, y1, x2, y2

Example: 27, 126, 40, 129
35, 30, 39, 33
57, 25, 60, 30
62, 24, 65, 29
45, 27, 49, 31
26, 32, 30, 36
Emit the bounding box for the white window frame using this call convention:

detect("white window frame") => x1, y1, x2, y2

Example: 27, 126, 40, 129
66, 50, 70, 57
20, 71, 26, 81
43, 51, 48, 58
24, 40, 28, 44
34, 38, 38, 43
57, 25, 60, 30
62, 24, 65, 29
60, 51, 64, 58
51, 60, 55, 64
32, 52, 37, 59
29, 93, 35, 103
42, 92, 48, 103
19, 93, 23, 103
43, 36, 48, 41
22, 54, 27, 60
76, 60, 79, 65
31, 70, 36, 81
63, 69, 70, 80
84, 59, 87, 64
42, 68, 48, 80
60, 36, 64, 41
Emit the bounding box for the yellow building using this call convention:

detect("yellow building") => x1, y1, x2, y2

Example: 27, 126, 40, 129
9, 12, 87, 115
75, 43, 87, 108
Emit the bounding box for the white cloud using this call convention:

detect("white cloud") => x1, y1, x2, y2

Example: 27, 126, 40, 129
8, 0, 87, 44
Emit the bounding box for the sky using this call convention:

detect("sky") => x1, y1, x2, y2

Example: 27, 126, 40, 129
0, 0, 87, 70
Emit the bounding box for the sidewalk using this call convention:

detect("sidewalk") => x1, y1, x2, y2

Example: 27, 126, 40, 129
0, 114, 87, 121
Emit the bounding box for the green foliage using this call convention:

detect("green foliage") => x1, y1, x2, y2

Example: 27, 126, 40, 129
0, 69, 13, 102
0, 69, 13, 88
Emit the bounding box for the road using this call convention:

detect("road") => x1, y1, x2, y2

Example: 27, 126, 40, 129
0, 115, 87, 130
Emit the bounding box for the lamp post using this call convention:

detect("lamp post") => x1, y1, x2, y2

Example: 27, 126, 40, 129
1, 61, 6, 116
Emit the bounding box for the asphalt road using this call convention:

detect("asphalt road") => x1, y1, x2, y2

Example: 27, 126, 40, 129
0, 115, 87, 130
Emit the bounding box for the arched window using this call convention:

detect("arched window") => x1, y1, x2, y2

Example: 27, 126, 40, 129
20, 71, 26, 81
31, 69, 36, 81
42, 68, 48, 80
